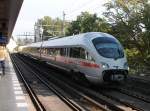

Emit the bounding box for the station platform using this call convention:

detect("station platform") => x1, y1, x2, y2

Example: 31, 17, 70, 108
0, 53, 35, 111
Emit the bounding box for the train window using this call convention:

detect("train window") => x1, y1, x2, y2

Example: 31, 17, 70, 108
80, 48, 86, 59
45, 48, 48, 54
47, 48, 50, 55
48, 48, 54, 56
38, 48, 40, 53
44, 48, 47, 54
42, 48, 45, 54
93, 37, 124, 59
43, 48, 46, 54
60, 48, 66, 56
55, 48, 61, 56
70, 47, 86, 59
86, 52, 95, 62
41, 48, 43, 54
70, 47, 80, 58
66, 48, 69, 57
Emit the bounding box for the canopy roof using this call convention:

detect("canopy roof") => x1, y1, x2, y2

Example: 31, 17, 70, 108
0, 0, 23, 44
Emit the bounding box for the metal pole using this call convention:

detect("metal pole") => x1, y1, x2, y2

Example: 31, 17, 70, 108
62, 11, 66, 36
34, 24, 36, 43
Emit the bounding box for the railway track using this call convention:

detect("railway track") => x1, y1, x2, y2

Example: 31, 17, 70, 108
91, 79, 150, 111
16, 53, 149, 111
11, 53, 115, 111
96, 89, 149, 111
11, 54, 86, 111
113, 86, 150, 104
120, 77, 150, 96
130, 75, 150, 84
10, 54, 46, 111
129, 76, 150, 91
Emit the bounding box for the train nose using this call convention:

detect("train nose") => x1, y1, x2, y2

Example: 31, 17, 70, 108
102, 70, 128, 82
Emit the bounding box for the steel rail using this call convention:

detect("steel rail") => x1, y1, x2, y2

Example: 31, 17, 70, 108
10, 54, 46, 111
113, 87, 150, 103
18, 54, 127, 111
12, 54, 87, 111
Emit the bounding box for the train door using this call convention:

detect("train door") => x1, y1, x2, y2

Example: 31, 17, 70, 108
61, 48, 69, 68
76, 48, 100, 77
55, 48, 67, 68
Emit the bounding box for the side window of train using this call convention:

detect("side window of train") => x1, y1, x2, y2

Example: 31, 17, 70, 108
70, 47, 80, 58
43, 48, 46, 54
70, 47, 86, 59
42, 48, 46, 54
41, 48, 44, 54
45, 48, 47, 55
66, 48, 69, 57
55, 48, 61, 56
80, 48, 86, 59
60, 48, 66, 56
48, 48, 54, 56
86, 52, 95, 62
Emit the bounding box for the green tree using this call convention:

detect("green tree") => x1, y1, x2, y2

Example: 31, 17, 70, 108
103, 0, 150, 66
41, 16, 53, 37
66, 12, 111, 35
35, 16, 68, 40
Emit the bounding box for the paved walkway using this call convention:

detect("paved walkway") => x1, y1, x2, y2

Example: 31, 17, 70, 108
0, 53, 35, 111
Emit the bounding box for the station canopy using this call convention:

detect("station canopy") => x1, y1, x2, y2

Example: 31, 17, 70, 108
0, 0, 23, 45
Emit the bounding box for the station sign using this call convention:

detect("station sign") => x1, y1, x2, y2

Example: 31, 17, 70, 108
0, 36, 7, 44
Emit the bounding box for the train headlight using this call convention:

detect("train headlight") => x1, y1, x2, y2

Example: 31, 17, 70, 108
124, 62, 129, 70
101, 62, 109, 69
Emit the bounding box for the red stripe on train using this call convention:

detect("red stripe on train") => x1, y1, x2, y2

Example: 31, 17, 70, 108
80, 61, 100, 68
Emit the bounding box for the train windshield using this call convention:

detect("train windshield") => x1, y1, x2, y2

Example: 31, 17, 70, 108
92, 37, 124, 59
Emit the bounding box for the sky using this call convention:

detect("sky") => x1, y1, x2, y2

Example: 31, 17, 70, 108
12, 0, 108, 38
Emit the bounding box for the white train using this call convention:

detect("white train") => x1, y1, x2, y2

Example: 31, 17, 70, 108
19, 32, 129, 84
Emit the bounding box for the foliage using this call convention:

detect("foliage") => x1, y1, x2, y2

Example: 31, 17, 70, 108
36, 16, 69, 40
103, 0, 150, 67
66, 12, 111, 35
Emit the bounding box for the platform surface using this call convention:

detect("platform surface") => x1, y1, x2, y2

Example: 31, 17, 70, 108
0, 53, 35, 111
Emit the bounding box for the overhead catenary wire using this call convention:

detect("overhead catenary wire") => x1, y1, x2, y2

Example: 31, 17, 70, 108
65, 0, 100, 20
66, 0, 93, 15
65, 0, 107, 20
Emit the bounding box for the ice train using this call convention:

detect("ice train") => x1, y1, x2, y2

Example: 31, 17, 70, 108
19, 32, 129, 84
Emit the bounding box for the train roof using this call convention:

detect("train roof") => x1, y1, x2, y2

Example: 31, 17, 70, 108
25, 32, 115, 48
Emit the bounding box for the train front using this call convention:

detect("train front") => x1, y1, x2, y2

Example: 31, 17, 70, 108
92, 36, 129, 82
